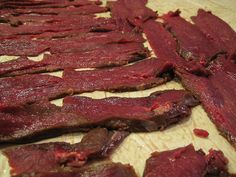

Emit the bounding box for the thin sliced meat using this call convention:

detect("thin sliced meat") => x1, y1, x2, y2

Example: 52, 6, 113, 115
0, 43, 149, 77
0, 90, 198, 142
0, 74, 68, 108
191, 9, 236, 54
161, 10, 221, 63
2, 5, 107, 17
0, 59, 171, 107
177, 57, 236, 148
0, 0, 102, 9
3, 128, 128, 176
143, 19, 209, 75
18, 161, 138, 177
0, 17, 117, 38
110, 0, 157, 26
0, 31, 144, 56
63, 58, 172, 93
143, 144, 233, 177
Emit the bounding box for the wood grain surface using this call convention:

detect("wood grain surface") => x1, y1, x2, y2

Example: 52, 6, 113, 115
0, 0, 236, 176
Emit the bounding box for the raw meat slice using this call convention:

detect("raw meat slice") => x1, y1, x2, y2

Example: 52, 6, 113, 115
161, 10, 221, 63
0, 43, 149, 77
63, 58, 172, 93
2, 5, 107, 17
0, 59, 171, 108
110, 0, 157, 26
143, 144, 234, 177
17, 161, 138, 177
3, 128, 128, 176
143, 19, 209, 75
0, 31, 144, 56
0, 0, 102, 9
177, 56, 236, 148
191, 9, 236, 54
0, 90, 198, 142
0, 17, 117, 38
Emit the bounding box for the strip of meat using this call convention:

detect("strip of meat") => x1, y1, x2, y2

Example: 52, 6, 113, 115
0, 90, 198, 142
1, 5, 107, 17
0, 31, 144, 56
110, 0, 157, 26
0, 43, 149, 77
191, 9, 236, 54
0, 59, 171, 107
63, 58, 172, 93
0, 17, 117, 38
3, 128, 129, 176
161, 10, 221, 64
143, 144, 233, 177
177, 57, 236, 148
143, 19, 209, 75
0, 0, 102, 9
17, 161, 138, 177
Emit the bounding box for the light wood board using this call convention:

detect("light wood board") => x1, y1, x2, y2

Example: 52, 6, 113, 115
0, 0, 236, 176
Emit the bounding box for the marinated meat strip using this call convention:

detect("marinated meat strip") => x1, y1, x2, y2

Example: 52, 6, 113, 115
0, 0, 102, 9
0, 31, 144, 56
0, 90, 198, 142
1, 5, 107, 17
0, 59, 171, 108
0, 17, 117, 38
3, 128, 129, 176
16, 161, 138, 177
143, 144, 234, 177
110, 0, 157, 26
63, 58, 172, 93
0, 43, 149, 77
177, 56, 236, 148
161, 10, 221, 63
191, 9, 236, 54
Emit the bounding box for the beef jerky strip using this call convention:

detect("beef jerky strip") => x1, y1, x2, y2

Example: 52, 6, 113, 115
0, 43, 149, 77
142, 20, 209, 75
161, 10, 221, 64
63, 58, 172, 93
5, 10, 108, 27
177, 56, 236, 148
143, 144, 234, 177
0, 17, 117, 38
0, 0, 102, 9
16, 161, 138, 177
0, 59, 171, 108
109, 0, 157, 26
191, 9, 236, 54
3, 128, 129, 176
0, 90, 198, 142
1, 5, 107, 17
0, 31, 144, 56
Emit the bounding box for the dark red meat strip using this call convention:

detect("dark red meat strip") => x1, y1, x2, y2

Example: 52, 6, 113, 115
0, 31, 144, 56
3, 128, 128, 176
143, 144, 234, 177
0, 17, 117, 38
0, 43, 149, 77
177, 56, 236, 148
2, 5, 107, 17
17, 161, 138, 177
0, 0, 102, 9
0, 59, 171, 107
191, 9, 236, 54
63, 59, 172, 93
110, 0, 157, 26
161, 10, 221, 64
0, 90, 198, 142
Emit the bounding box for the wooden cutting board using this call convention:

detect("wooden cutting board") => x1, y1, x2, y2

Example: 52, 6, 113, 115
0, 0, 236, 176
